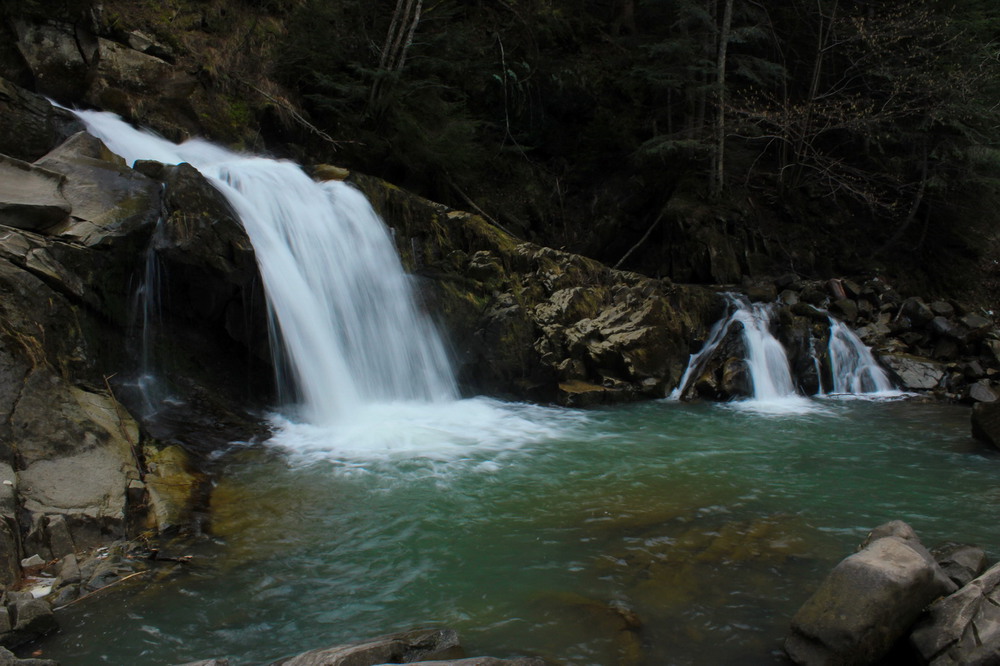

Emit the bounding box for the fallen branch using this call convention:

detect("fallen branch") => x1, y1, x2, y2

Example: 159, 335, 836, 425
615, 211, 664, 270
53, 570, 149, 611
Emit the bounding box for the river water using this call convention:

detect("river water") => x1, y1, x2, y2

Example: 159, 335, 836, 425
39, 396, 997, 665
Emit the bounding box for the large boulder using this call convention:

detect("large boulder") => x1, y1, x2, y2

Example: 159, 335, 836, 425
910, 562, 1000, 665
972, 401, 1000, 450
785, 521, 956, 665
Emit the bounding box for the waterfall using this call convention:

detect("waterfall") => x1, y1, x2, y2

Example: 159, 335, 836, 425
672, 294, 895, 406
827, 318, 894, 394
731, 301, 797, 400
74, 110, 457, 425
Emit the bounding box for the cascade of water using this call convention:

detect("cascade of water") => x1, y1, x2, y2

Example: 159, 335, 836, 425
672, 295, 894, 403
730, 301, 797, 400
827, 318, 894, 394
74, 110, 457, 425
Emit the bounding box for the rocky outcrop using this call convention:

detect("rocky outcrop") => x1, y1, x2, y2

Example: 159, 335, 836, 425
0, 83, 272, 597
785, 521, 957, 665
349, 172, 722, 404
909, 561, 1000, 665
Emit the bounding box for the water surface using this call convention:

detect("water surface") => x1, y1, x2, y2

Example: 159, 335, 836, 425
39, 398, 997, 665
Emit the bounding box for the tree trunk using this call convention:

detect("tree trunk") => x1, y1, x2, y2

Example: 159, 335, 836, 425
710, 0, 733, 199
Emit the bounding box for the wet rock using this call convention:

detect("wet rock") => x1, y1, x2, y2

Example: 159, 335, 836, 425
278, 628, 462, 666
142, 444, 203, 532
878, 353, 946, 390
830, 298, 858, 322
0, 156, 70, 231
971, 402, 1000, 449
0, 465, 18, 587
785, 521, 955, 665
909, 562, 1000, 665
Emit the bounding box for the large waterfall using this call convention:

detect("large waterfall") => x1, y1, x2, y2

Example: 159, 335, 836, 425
73, 111, 579, 459
75, 111, 456, 425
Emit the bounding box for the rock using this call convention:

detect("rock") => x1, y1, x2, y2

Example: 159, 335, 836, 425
12, 20, 97, 102
972, 402, 1000, 449
0, 155, 70, 231
0, 646, 59, 665
959, 313, 992, 339
16, 384, 141, 552
902, 297, 935, 327
142, 444, 203, 532
969, 380, 998, 404
34, 132, 161, 247
405, 658, 547, 665
929, 316, 962, 341
313, 164, 350, 181
785, 522, 956, 665
933, 544, 989, 588
910, 562, 1000, 665
18, 556, 43, 570
931, 301, 956, 318
0, 597, 57, 648
830, 298, 858, 322
0, 77, 85, 161
279, 628, 462, 666
878, 353, 946, 390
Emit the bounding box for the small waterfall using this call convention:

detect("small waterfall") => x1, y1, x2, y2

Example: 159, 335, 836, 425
672, 294, 895, 406
128, 218, 167, 417
75, 110, 457, 425
827, 318, 894, 394
671, 295, 796, 402
731, 301, 797, 400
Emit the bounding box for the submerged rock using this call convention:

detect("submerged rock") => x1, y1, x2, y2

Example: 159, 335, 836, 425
274, 629, 462, 666
785, 521, 956, 665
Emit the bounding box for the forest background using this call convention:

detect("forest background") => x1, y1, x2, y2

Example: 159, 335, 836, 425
4, 0, 1000, 306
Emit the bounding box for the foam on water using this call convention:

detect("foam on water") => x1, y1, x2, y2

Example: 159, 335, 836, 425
266, 397, 589, 467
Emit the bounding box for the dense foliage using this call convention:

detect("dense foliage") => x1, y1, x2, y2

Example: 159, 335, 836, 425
271, 0, 1000, 296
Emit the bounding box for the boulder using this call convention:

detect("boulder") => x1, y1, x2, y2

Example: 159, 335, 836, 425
278, 628, 462, 666
878, 353, 946, 391
933, 544, 990, 589
0, 156, 70, 231
34, 132, 162, 247
0, 597, 57, 649
969, 380, 998, 404
910, 562, 1000, 665
971, 402, 1000, 449
12, 20, 97, 102
0, 645, 59, 665
785, 522, 956, 665
0, 77, 85, 162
